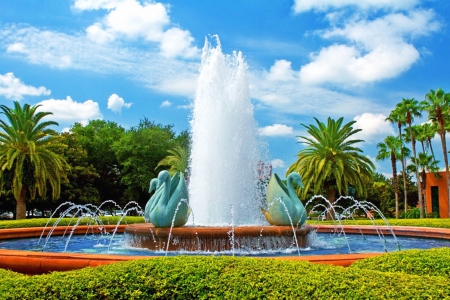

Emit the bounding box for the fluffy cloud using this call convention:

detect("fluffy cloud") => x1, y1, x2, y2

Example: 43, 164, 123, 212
259, 124, 294, 136
271, 159, 285, 169
107, 93, 132, 113
0, 72, 50, 100
265, 60, 297, 81
160, 100, 172, 107
36, 96, 103, 125
352, 113, 396, 143
292, 0, 418, 13
299, 10, 440, 86
77, 0, 199, 58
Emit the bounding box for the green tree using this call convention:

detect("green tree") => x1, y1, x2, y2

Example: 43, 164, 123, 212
113, 119, 178, 205
0, 102, 68, 219
287, 117, 375, 204
386, 107, 409, 213
376, 136, 402, 218
422, 88, 450, 218
70, 120, 125, 203
397, 98, 424, 217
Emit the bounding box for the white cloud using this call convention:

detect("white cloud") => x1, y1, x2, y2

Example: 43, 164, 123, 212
107, 93, 132, 113
160, 100, 172, 107
0, 72, 50, 100
292, 0, 418, 13
36, 96, 103, 125
0, 25, 199, 97
353, 113, 395, 143
78, 0, 199, 58
299, 10, 440, 86
271, 159, 285, 169
259, 124, 293, 136
265, 60, 297, 81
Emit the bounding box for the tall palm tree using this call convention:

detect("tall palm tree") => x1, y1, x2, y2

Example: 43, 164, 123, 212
386, 108, 409, 212
421, 122, 437, 158
397, 98, 424, 217
376, 135, 402, 218
156, 144, 190, 180
422, 88, 450, 218
0, 102, 68, 219
287, 117, 375, 204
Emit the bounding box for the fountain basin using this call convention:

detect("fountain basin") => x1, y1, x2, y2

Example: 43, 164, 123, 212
124, 224, 313, 251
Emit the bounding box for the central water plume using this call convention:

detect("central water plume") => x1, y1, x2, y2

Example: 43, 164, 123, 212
189, 37, 264, 225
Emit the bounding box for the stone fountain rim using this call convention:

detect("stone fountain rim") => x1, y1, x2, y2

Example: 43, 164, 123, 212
0, 224, 449, 274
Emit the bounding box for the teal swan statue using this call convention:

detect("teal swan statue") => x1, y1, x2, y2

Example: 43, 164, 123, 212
144, 170, 190, 228
261, 172, 307, 226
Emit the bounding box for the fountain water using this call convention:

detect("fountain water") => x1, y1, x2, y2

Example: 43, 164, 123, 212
189, 36, 263, 225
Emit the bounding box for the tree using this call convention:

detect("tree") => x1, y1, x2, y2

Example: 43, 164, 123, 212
156, 130, 191, 179
397, 98, 424, 217
386, 107, 409, 212
422, 88, 450, 218
70, 120, 125, 203
287, 117, 375, 204
0, 102, 68, 219
113, 119, 178, 205
376, 136, 402, 218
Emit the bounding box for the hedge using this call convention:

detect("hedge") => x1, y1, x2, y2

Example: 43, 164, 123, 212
316, 218, 450, 229
0, 216, 145, 229
0, 255, 449, 299
350, 247, 450, 278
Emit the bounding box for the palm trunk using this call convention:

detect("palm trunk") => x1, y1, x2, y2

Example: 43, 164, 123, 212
398, 123, 408, 213
409, 123, 423, 218
326, 185, 336, 220
391, 152, 399, 219
421, 169, 428, 216
15, 187, 27, 220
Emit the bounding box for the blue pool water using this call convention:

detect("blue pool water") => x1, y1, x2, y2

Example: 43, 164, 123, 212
0, 232, 448, 257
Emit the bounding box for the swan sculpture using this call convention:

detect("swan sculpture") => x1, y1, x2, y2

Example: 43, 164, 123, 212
144, 170, 190, 228
262, 172, 307, 226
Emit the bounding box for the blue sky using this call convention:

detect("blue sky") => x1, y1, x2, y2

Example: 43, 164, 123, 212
1, 0, 449, 178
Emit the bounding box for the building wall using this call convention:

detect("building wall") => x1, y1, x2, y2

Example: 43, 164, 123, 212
425, 171, 449, 218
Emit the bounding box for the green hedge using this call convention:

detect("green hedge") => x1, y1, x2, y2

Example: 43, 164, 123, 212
350, 247, 450, 278
0, 255, 449, 299
0, 216, 145, 229
313, 218, 450, 229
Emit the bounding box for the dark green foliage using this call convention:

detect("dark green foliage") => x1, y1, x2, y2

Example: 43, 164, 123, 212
350, 248, 450, 278
0, 216, 144, 229
0, 255, 449, 299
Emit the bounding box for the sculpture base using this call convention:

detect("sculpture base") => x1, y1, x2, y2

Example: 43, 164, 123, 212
124, 223, 313, 252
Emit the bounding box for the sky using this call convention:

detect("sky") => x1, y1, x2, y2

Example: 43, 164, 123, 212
1, 0, 450, 178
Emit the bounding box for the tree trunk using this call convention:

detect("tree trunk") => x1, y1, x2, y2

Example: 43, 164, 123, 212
15, 187, 27, 220
391, 152, 399, 219
409, 123, 423, 218
398, 123, 408, 214
326, 185, 336, 220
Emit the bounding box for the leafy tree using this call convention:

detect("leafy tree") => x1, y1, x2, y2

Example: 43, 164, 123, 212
70, 120, 125, 203
156, 130, 191, 179
287, 117, 375, 204
58, 132, 100, 205
0, 102, 68, 219
397, 98, 424, 217
113, 119, 178, 205
376, 136, 402, 218
422, 88, 450, 217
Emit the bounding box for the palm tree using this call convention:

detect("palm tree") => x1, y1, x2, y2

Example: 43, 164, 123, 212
376, 136, 402, 218
386, 108, 409, 212
0, 102, 68, 219
397, 98, 424, 217
421, 122, 437, 158
287, 117, 375, 204
422, 88, 450, 218
156, 144, 190, 180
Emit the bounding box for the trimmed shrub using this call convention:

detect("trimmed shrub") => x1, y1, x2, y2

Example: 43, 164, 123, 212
0, 256, 449, 299
0, 216, 145, 229
315, 218, 450, 229
350, 247, 450, 278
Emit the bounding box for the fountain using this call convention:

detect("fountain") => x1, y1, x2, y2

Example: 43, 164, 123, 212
124, 36, 314, 252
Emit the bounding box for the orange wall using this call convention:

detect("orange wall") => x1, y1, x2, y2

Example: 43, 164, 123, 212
425, 171, 449, 218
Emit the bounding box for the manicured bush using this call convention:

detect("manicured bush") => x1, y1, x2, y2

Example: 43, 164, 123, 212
0, 256, 449, 299
315, 218, 450, 229
0, 216, 145, 229
350, 247, 450, 278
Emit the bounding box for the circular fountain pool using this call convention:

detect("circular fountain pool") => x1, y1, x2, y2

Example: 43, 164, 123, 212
1, 231, 448, 257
